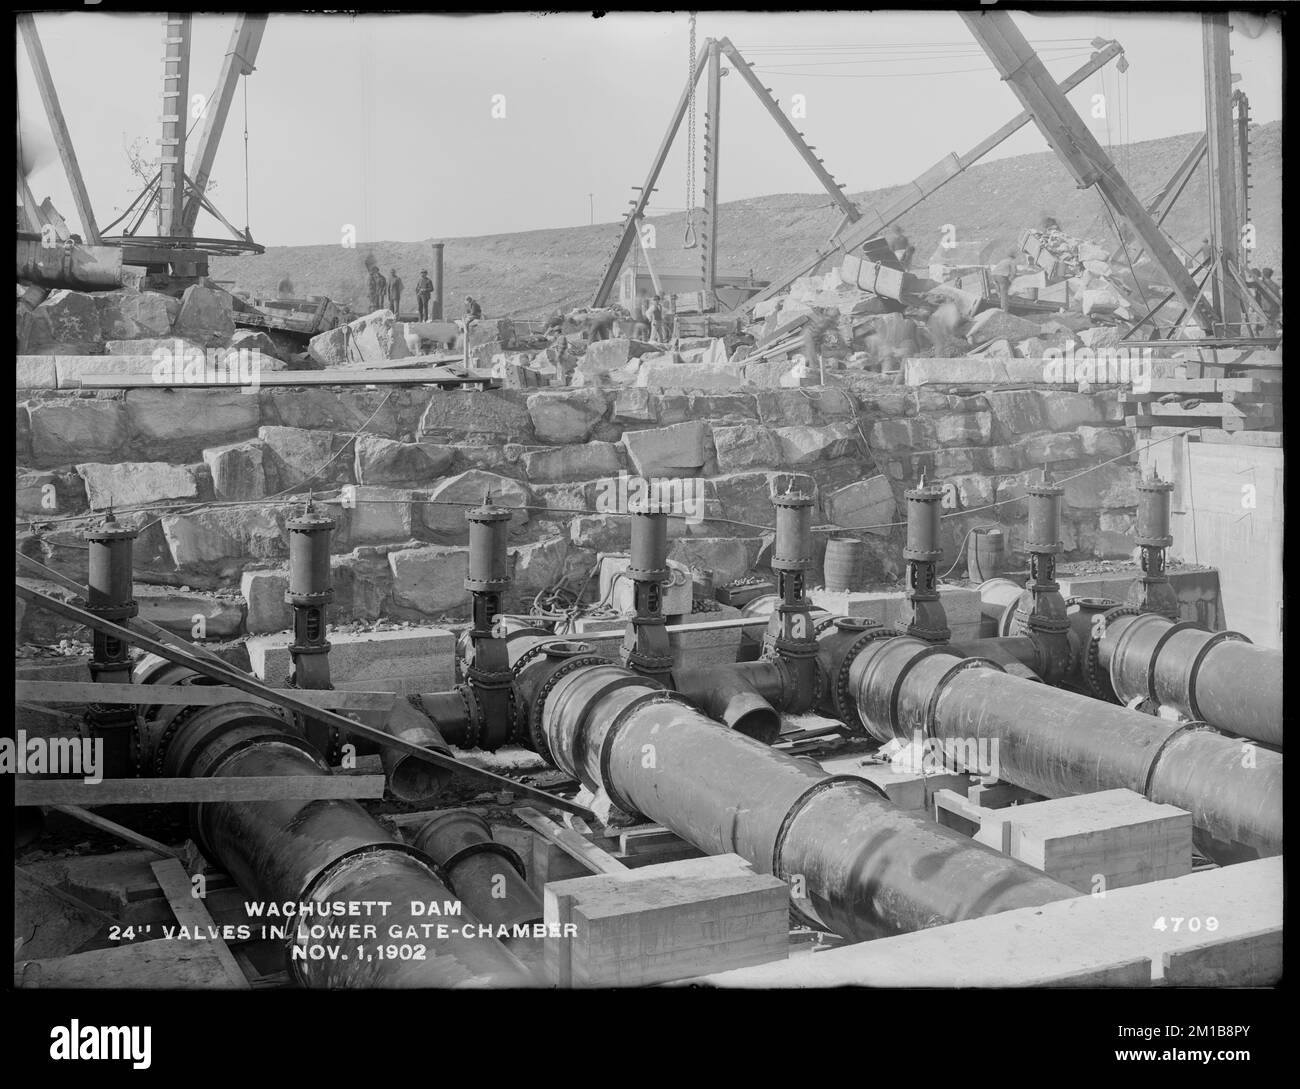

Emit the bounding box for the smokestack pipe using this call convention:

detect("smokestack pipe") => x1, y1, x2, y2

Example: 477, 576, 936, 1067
431, 242, 444, 320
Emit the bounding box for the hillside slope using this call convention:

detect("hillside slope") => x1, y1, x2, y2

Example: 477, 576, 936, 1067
212, 120, 1280, 318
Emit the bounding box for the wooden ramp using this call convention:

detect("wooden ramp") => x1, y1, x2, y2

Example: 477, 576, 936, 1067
689, 857, 1281, 988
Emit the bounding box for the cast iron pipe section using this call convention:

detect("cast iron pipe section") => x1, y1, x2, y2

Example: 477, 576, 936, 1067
409, 809, 544, 968
897, 473, 950, 643
512, 650, 1079, 941
84, 513, 139, 779
847, 635, 1282, 862
149, 702, 534, 987
1097, 611, 1283, 749
1126, 471, 1180, 620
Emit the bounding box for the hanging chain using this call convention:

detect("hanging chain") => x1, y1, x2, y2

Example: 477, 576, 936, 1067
684, 12, 698, 246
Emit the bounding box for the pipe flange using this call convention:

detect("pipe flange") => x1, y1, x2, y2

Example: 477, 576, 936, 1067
510, 642, 556, 678
771, 774, 888, 930
438, 839, 528, 882
813, 615, 841, 637
919, 657, 1004, 743
1173, 628, 1250, 723
527, 653, 612, 764
1083, 604, 1142, 702
1140, 720, 1217, 800
834, 627, 900, 733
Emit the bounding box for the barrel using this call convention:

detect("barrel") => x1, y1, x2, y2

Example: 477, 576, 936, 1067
824, 538, 867, 593
967, 528, 1005, 582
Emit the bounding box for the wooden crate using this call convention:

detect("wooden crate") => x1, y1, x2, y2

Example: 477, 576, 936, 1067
543, 853, 789, 988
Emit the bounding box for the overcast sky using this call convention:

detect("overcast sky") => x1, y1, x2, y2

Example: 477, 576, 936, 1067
18, 10, 1283, 247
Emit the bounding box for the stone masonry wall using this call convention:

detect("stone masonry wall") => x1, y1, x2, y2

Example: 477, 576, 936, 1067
16, 377, 1136, 642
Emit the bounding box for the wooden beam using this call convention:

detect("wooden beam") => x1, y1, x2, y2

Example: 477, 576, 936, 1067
20, 774, 386, 807
158, 13, 192, 237
735, 40, 1125, 317
17, 14, 102, 244
1202, 13, 1242, 329
150, 858, 250, 988
701, 40, 723, 293
76, 369, 494, 390
960, 12, 1210, 326
515, 807, 630, 875
16, 680, 396, 714
182, 15, 267, 234
719, 38, 859, 224
51, 804, 182, 859
591, 40, 710, 307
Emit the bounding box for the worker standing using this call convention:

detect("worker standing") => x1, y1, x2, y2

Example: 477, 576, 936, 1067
646, 294, 664, 342
277, 273, 294, 299
387, 269, 404, 317
465, 295, 483, 322
415, 269, 434, 321
368, 266, 384, 311
993, 249, 1018, 311
889, 226, 915, 269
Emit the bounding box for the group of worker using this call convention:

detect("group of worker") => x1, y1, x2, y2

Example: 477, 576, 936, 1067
367, 265, 442, 321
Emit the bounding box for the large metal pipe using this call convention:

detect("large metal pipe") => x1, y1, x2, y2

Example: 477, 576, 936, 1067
516, 654, 1079, 941
1099, 612, 1283, 749
409, 809, 544, 970
848, 636, 1282, 862
158, 701, 534, 987
430, 242, 444, 320
84, 515, 139, 779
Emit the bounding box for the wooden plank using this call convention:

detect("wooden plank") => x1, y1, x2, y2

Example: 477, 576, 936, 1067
76, 370, 496, 390
515, 807, 629, 875
150, 858, 250, 989
1161, 925, 1282, 987
695, 857, 1280, 988
16, 680, 396, 712
51, 805, 181, 859
19, 774, 386, 807
16, 937, 244, 989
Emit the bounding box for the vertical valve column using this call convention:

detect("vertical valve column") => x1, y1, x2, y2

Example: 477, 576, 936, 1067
1012, 469, 1071, 680
463, 494, 517, 749
897, 474, 949, 643
84, 514, 138, 779
764, 489, 820, 708
1126, 472, 1180, 620
621, 499, 674, 685
285, 503, 336, 760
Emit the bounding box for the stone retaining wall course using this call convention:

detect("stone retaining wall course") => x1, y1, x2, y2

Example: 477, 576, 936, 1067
16, 380, 1141, 631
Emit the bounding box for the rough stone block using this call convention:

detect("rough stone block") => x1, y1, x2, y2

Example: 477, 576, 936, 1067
1062, 463, 1140, 510
611, 388, 656, 424
1040, 390, 1104, 431
307, 309, 409, 366
134, 586, 244, 640
966, 308, 1043, 347
1020, 432, 1083, 464
28, 399, 129, 464
174, 284, 236, 346
520, 441, 622, 485
353, 434, 454, 485
387, 546, 470, 617
338, 485, 414, 546
126, 388, 260, 447
23, 290, 103, 354
526, 388, 608, 443
511, 536, 570, 598
421, 470, 531, 539
869, 417, 934, 451
203, 439, 266, 501
240, 568, 292, 634
16, 357, 58, 389
986, 390, 1048, 436
708, 471, 815, 530
934, 411, 994, 446
258, 425, 355, 491
773, 422, 858, 466
823, 476, 896, 535
248, 627, 456, 694
1078, 425, 1133, 459
75, 461, 200, 510
622, 420, 706, 478
712, 424, 780, 473
95, 291, 178, 340
418, 390, 533, 444
161, 504, 288, 568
